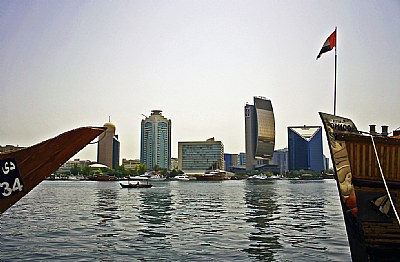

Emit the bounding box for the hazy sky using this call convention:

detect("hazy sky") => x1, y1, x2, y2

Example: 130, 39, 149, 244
1, 1, 399, 161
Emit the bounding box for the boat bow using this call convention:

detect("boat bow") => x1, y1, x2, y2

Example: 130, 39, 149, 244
0, 126, 106, 214
320, 112, 400, 261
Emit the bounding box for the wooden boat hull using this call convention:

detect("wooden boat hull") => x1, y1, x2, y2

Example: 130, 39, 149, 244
320, 112, 400, 261
0, 126, 106, 214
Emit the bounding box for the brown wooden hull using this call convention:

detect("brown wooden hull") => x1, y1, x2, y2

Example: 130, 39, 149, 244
320, 112, 400, 261
0, 126, 105, 214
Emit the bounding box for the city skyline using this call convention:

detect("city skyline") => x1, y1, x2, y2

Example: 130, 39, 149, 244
1, 1, 399, 161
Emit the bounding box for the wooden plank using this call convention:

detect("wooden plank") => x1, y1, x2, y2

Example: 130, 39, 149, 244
346, 138, 400, 181
385, 146, 390, 179
395, 147, 399, 179
361, 143, 366, 179
391, 146, 396, 179
368, 144, 373, 179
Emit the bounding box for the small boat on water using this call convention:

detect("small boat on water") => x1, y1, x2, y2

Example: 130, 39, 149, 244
149, 174, 166, 181
196, 170, 229, 181
120, 182, 152, 188
248, 174, 281, 180
172, 174, 190, 181
0, 126, 106, 214
120, 176, 153, 188
87, 174, 118, 181
268, 174, 282, 180
139, 171, 166, 181
320, 112, 400, 261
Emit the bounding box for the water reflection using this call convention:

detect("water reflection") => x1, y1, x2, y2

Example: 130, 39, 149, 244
93, 183, 122, 259
136, 184, 174, 249
244, 181, 281, 261
95, 187, 121, 226
0, 180, 351, 261
274, 180, 333, 261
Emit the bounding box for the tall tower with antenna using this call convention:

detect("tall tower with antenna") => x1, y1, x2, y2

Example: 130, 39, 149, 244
97, 118, 120, 169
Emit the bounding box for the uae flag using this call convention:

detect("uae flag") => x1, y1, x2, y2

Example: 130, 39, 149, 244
316, 30, 336, 60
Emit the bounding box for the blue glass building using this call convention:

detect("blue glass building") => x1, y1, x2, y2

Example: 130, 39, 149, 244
288, 126, 324, 173
224, 153, 239, 172
112, 136, 120, 170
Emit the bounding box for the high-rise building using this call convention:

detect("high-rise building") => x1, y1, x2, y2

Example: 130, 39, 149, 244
224, 153, 240, 172
244, 96, 275, 170
288, 125, 324, 173
178, 138, 224, 174
97, 122, 120, 169
238, 152, 246, 166
140, 110, 171, 170
273, 148, 289, 174
121, 158, 140, 169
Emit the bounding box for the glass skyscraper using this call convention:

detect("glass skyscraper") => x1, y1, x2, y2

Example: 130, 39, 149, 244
288, 126, 324, 172
140, 110, 171, 170
244, 96, 275, 170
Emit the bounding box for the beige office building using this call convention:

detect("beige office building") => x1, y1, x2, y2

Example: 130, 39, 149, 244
97, 122, 120, 169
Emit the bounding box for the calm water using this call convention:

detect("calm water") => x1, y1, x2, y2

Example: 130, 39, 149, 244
0, 180, 351, 261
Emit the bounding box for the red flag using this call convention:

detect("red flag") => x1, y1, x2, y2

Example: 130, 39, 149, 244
316, 30, 336, 60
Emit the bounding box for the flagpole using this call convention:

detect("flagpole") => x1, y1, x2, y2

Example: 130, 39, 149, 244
334, 27, 337, 116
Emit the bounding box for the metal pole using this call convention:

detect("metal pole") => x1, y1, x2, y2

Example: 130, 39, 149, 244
334, 27, 337, 116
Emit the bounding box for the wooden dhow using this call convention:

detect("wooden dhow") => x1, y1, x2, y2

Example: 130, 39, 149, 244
0, 126, 106, 214
320, 112, 400, 261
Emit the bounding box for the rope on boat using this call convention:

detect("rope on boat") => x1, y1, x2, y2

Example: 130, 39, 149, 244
89, 130, 107, 144
370, 135, 400, 225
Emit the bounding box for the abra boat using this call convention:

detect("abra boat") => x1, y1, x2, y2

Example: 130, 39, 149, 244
0, 126, 106, 214
320, 112, 400, 261
120, 182, 153, 188
120, 176, 153, 188
196, 170, 229, 181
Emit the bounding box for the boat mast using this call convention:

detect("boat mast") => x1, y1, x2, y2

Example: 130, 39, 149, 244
334, 26, 337, 116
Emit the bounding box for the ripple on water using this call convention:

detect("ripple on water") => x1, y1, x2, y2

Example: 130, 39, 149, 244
0, 180, 351, 261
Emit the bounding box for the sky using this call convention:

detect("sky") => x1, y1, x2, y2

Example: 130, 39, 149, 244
1, 1, 399, 162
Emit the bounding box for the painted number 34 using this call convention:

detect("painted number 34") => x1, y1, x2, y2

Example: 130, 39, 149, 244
1, 178, 23, 197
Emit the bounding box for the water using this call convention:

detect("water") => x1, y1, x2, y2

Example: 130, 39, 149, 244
0, 180, 351, 261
